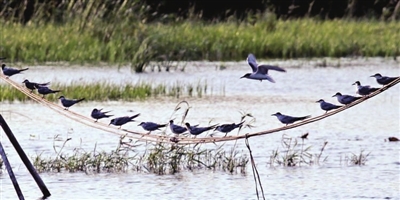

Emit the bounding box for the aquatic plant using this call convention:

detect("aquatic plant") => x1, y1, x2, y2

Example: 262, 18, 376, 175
0, 80, 218, 102
347, 150, 370, 166
269, 134, 328, 167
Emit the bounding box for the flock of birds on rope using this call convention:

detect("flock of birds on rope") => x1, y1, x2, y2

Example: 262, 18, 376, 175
1, 55, 398, 138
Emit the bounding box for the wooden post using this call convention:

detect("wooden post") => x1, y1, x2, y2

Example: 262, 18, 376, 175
0, 115, 51, 198
0, 139, 25, 199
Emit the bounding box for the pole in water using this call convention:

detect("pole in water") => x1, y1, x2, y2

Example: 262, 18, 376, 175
0, 139, 24, 199
0, 115, 51, 198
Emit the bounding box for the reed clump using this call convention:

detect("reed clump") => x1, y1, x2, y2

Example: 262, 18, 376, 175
269, 134, 328, 167
32, 135, 248, 174
0, 80, 214, 102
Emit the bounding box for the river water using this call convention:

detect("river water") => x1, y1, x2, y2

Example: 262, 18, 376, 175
0, 57, 399, 199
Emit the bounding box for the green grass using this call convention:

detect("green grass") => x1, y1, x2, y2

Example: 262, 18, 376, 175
0, 80, 213, 102
1, 19, 399, 72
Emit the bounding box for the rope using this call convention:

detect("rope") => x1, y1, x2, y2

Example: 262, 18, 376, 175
1, 74, 399, 145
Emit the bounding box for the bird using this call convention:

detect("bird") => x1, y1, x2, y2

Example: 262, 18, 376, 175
214, 121, 245, 137
58, 96, 85, 110
240, 53, 286, 82
36, 85, 61, 98
169, 120, 187, 134
1, 64, 29, 77
109, 114, 140, 129
271, 112, 311, 126
91, 108, 113, 122
316, 99, 342, 113
22, 79, 50, 93
370, 73, 399, 86
352, 81, 379, 96
185, 122, 218, 136
138, 121, 167, 134
332, 92, 362, 105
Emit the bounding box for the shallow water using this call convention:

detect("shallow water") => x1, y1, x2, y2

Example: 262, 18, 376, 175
0, 58, 399, 199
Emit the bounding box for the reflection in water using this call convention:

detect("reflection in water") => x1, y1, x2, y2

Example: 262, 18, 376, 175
0, 58, 399, 199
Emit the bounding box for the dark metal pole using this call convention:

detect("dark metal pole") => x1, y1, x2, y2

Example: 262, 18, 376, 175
0, 115, 51, 198
0, 139, 25, 199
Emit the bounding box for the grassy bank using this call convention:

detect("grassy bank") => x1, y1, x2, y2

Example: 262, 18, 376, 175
1, 19, 399, 71
0, 81, 214, 102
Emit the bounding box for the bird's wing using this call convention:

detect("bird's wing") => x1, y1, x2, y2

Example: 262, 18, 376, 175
246, 54, 258, 72
257, 65, 286, 74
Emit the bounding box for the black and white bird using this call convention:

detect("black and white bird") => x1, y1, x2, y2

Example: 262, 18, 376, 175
91, 108, 113, 122
370, 73, 399, 86
1, 64, 29, 77
22, 79, 50, 93
58, 96, 85, 110
316, 99, 342, 113
214, 121, 245, 137
240, 53, 286, 82
109, 114, 140, 129
271, 112, 311, 126
36, 85, 61, 98
169, 120, 187, 135
185, 122, 218, 136
352, 81, 379, 96
332, 92, 361, 105
138, 121, 167, 134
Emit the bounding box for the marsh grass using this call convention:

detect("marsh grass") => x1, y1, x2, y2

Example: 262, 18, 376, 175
1, 18, 399, 72
269, 134, 328, 167
344, 150, 371, 166
32, 134, 248, 174
0, 80, 215, 102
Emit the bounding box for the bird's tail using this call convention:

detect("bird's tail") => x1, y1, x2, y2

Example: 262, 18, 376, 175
297, 115, 311, 121
38, 82, 50, 86
76, 98, 85, 103
19, 68, 29, 72
206, 124, 219, 131
158, 124, 168, 128
129, 113, 141, 121
52, 90, 61, 93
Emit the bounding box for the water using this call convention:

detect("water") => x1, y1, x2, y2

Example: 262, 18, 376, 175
1, 57, 399, 199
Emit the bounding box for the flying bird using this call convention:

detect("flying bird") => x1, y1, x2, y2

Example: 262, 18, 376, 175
109, 114, 140, 129
138, 121, 167, 134
58, 96, 85, 110
1, 64, 29, 77
240, 53, 286, 82
332, 92, 361, 105
316, 99, 342, 113
214, 121, 245, 137
352, 81, 379, 96
185, 122, 218, 136
271, 112, 311, 126
370, 73, 399, 86
91, 108, 113, 122
22, 79, 50, 93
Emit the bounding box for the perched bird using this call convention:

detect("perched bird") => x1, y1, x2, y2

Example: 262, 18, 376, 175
36, 85, 61, 98
58, 96, 85, 110
22, 79, 50, 93
240, 53, 286, 82
352, 81, 379, 96
271, 112, 311, 126
332, 92, 361, 105
109, 114, 140, 129
138, 121, 167, 134
214, 121, 245, 137
169, 120, 187, 134
316, 99, 342, 113
91, 108, 113, 122
185, 122, 218, 136
370, 73, 399, 86
1, 64, 29, 77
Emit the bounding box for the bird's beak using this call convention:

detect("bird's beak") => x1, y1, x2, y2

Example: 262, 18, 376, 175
351, 82, 355, 85
332, 94, 336, 97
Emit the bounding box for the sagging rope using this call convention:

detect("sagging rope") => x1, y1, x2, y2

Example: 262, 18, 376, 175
1, 75, 399, 145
